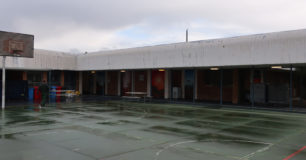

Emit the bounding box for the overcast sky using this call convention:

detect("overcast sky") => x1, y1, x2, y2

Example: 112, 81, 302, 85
1, 0, 306, 53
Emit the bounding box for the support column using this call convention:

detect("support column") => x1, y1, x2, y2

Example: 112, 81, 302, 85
290, 65, 293, 110
118, 71, 121, 96
75, 71, 79, 91
192, 69, 196, 103
22, 71, 27, 81
220, 69, 223, 105
250, 68, 254, 107
49, 71, 52, 104
169, 70, 172, 99
182, 70, 185, 99
49, 71, 52, 86
105, 71, 108, 95
194, 69, 198, 100
232, 69, 239, 104
164, 70, 170, 99
147, 70, 151, 97
300, 73, 304, 106
60, 71, 65, 87
93, 73, 97, 95
78, 71, 83, 95
2, 56, 6, 110
132, 71, 135, 92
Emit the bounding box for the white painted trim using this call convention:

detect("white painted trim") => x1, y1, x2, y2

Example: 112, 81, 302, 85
118, 71, 121, 96
3, 29, 306, 71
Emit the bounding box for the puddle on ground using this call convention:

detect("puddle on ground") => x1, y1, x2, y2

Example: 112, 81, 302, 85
221, 125, 282, 138
105, 101, 220, 118
222, 112, 259, 118
246, 120, 301, 130
87, 108, 118, 113
97, 120, 142, 126
60, 108, 84, 112
203, 116, 251, 123
61, 111, 84, 116
195, 133, 249, 141
113, 111, 143, 117
62, 125, 106, 137
5, 116, 38, 125
146, 108, 168, 114
82, 115, 108, 120
145, 125, 200, 137
194, 133, 266, 148
144, 115, 174, 120
145, 125, 266, 147
176, 120, 231, 130
260, 115, 295, 122
42, 113, 63, 117
165, 110, 220, 119
0, 133, 17, 140
25, 119, 57, 126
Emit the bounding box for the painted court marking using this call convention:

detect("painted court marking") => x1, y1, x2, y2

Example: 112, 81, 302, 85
154, 139, 274, 160
283, 146, 306, 160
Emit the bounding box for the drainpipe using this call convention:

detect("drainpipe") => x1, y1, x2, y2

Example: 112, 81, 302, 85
290, 65, 293, 110
193, 69, 196, 103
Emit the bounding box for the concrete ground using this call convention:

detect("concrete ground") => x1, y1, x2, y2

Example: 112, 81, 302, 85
0, 100, 306, 160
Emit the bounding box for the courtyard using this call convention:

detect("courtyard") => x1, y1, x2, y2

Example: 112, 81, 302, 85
0, 100, 305, 160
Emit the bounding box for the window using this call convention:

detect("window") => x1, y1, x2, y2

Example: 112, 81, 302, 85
27, 71, 42, 86
203, 70, 219, 86
50, 71, 61, 86
223, 70, 233, 86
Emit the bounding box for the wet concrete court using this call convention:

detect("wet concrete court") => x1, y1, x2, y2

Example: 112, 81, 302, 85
0, 100, 306, 160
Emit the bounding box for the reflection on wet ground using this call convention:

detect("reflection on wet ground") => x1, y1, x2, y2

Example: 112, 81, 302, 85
0, 100, 306, 160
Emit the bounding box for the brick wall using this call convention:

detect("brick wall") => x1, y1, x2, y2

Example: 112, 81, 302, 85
196, 70, 233, 102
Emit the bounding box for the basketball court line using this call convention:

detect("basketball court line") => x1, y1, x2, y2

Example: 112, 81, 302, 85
283, 146, 306, 160
154, 139, 273, 160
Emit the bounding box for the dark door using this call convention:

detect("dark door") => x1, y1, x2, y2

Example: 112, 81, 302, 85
96, 72, 105, 95
184, 70, 194, 100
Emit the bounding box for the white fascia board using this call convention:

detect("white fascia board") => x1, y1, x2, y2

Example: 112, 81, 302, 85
76, 29, 306, 70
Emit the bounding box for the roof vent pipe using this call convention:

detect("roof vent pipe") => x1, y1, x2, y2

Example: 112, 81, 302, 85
186, 29, 188, 42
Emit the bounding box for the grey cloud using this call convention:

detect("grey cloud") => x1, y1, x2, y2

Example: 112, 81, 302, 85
1, 0, 306, 52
